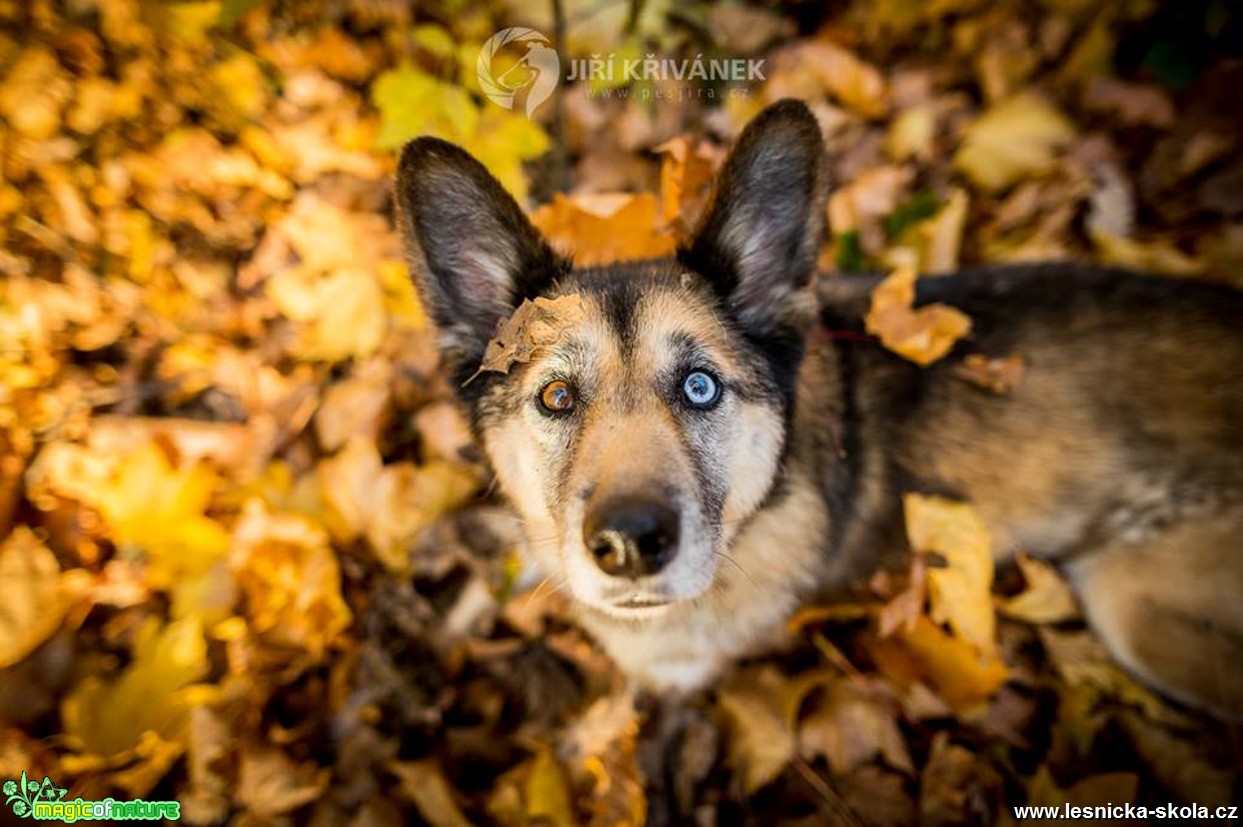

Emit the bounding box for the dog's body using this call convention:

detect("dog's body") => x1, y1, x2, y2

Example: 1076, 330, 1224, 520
397, 101, 1243, 718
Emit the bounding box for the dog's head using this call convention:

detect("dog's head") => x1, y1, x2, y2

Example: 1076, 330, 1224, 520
396, 100, 825, 618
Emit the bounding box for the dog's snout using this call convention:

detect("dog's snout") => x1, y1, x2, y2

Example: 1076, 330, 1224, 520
584, 496, 679, 578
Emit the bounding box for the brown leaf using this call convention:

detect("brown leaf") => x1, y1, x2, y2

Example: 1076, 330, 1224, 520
235, 742, 330, 818
877, 553, 927, 638
865, 267, 972, 366
718, 666, 799, 794
952, 353, 1026, 394
1083, 76, 1174, 128
798, 680, 914, 776
473, 295, 587, 381
918, 732, 1003, 827
389, 759, 473, 827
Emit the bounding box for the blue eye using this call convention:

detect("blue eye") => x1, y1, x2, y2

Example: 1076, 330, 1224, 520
682, 371, 721, 408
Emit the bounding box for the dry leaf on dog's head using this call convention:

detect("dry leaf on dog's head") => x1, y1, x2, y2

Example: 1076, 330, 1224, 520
470, 295, 586, 383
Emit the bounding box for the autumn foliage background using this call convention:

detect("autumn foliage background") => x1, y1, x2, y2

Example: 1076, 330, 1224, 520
1, 0, 1240, 824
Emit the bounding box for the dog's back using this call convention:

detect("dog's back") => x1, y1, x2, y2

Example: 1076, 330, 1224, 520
813, 265, 1243, 717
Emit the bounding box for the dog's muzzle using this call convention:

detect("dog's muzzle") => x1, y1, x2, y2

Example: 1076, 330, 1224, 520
583, 495, 679, 579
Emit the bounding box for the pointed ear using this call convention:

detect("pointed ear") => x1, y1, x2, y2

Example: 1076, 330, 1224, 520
679, 99, 826, 335
396, 137, 566, 383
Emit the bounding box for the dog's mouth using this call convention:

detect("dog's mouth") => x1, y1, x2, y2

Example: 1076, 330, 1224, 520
614, 596, 671, 609
597, 592, 675, 618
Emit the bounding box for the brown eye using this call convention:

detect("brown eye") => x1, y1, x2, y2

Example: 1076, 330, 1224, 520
539, 380, 575, 414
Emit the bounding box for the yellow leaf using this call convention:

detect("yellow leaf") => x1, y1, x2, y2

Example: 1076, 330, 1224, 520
372, 62, 479, 150
1090, 229, 1205, 276
465, 109, 550, 201
886, 105, 936, 161
0, 527, 67, 668
955, 93, 1075, 192
210, 51, 266, 121
230, 499, 352, 656
865, 267, 972, 366
875, 617, 1008, 712
92, 444, 233, 617
920, 187, 969, 272
530, 192, 677, 266
904, 493, 997, 656
63, 618, 208, 756
267, 267, 387, 361
1000, 554, 1081, 625
524, 746, 575, 827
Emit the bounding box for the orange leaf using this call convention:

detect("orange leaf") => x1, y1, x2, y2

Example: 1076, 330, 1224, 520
530, 192, 677, 267
865, 267, 972, 366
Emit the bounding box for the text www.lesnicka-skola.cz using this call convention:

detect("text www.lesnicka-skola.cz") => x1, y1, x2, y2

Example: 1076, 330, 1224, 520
1014, 802, 1239, 820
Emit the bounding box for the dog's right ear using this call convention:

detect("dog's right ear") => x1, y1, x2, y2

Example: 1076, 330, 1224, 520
396, 138, 566, 384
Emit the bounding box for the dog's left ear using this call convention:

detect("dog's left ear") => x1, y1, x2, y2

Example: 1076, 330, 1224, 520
679, 99, 825, 335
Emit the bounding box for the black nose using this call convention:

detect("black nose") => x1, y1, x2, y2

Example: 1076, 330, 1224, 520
583, 496, 680, 578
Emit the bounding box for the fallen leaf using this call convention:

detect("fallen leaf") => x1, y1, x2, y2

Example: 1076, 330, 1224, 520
877, 553, 927, 638
770, 40, 888, 118
999, 554, 1079, 624
866, 267, 973, 366
390, 759, 473, 827
235, 742, 330, 818
267, 266, 388, 362
230, 499, 352, 656
1090, 229, 1205, 276
798, 680, 914, 776
955, 93, 1075, 192
919, 188, 969, 272
63, 618, 208, 757
918, 732, 1003, 827
531, 193, 677, 267
524, 746, 576, 827
1083, 76, 1174, 128
881, 616, 1009, 712
718, 667, 799, 794
655, 136, 723, 234
905, 493, 997, 656
0, 528, 68, 668
474, 295, 587, 380
952, 353, 1025, 394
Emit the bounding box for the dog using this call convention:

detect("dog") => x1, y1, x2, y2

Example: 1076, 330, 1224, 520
396, 99, 1243, 719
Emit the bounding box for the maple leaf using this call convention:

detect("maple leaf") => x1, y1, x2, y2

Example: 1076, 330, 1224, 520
63, 618, 208, 757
